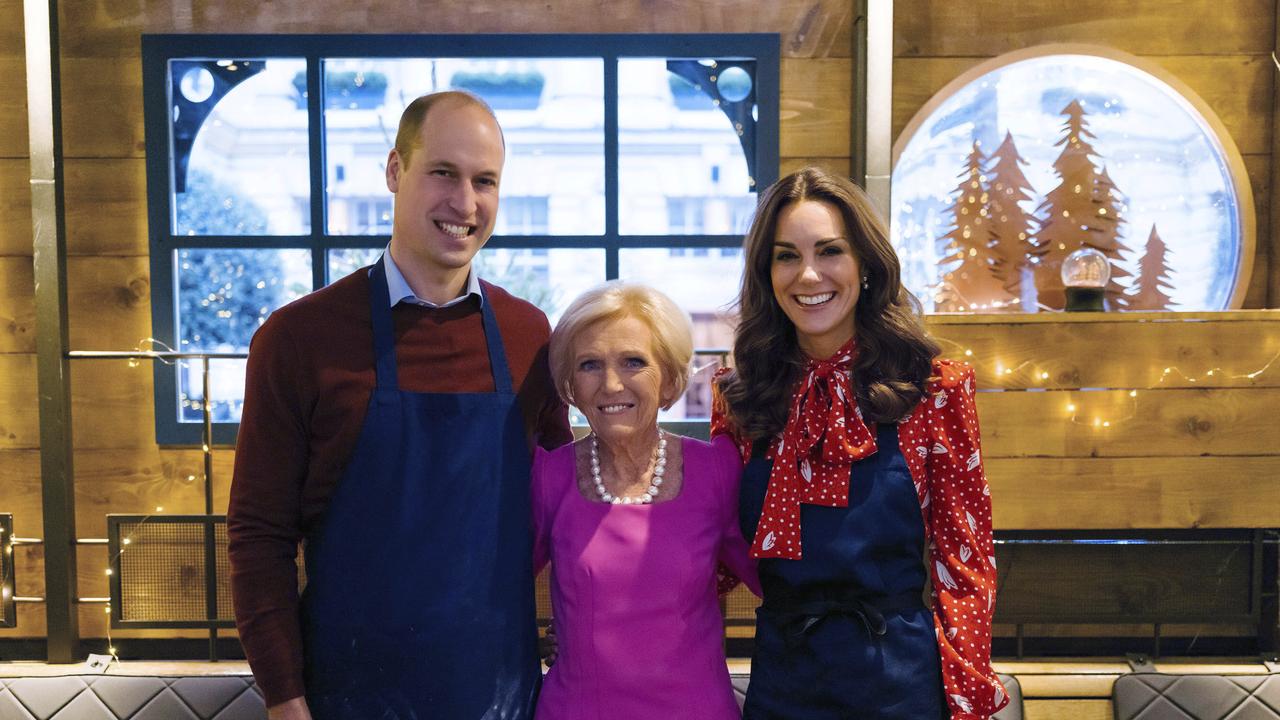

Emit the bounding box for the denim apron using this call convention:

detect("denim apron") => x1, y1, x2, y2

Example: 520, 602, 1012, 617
740, 424, 946, 720
300, 258, 539, 720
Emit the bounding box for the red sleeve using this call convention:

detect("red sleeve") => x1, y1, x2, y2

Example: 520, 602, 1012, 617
709, 367, 752, 464
227, 312, 309, 708
922, 361, 1008, 719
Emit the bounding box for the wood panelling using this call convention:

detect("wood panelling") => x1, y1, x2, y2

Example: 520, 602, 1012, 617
977, 387, 1280, 458
987, 456, 1280, 529
893, 0, 1274, 57
891, 56, 984, 140
70, 359, 157, 450
0, 257, 35, 354
0, 354, 37, 450
926, 312, 1280, 390
66, 256, 152, 351
780, 156, 852, 176
0, 160, 32, 256
1154, 55, 1271, 156
59, 0, 854, 58
0, 448, 233, 538
65, 159, 149, 257
891, 55, 1271, 155
61, 56, 146, 160
0, 54, 27, 160
780, 58, 852, 159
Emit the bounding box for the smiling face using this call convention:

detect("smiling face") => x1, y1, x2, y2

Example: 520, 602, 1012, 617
570, 314, 674, 451
770, 199, 862, 359
385, 98, 505, 300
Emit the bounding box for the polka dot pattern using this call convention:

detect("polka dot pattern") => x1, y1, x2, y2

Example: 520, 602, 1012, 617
712, 358, 1009, 719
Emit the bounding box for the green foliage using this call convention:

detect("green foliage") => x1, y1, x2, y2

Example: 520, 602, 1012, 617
175, 170, 283, 351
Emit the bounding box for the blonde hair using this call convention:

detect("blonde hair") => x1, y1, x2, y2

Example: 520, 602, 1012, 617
393, 90, 501, 169
549, 282, 693, 410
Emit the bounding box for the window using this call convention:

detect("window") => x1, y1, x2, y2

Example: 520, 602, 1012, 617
144, 34, 778, 443
891, 45, 1254, 314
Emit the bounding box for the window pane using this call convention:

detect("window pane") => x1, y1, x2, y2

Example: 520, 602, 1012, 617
323, 58, 605, 236
475, 248, 605, 324
175, 248, 312, 422
618, 59, 757, 236
329, 247, 383, 282
172, 59, 310, 235
618, 247, 742, 419
892, 52, 1248, 312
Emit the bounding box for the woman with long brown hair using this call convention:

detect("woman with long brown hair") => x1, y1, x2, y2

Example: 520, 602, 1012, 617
712, 167, 1007, 719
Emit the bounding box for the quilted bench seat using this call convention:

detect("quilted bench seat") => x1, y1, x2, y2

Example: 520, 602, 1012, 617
0, 675, 264, 720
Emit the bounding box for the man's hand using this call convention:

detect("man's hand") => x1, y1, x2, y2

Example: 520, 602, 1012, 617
267, 697, 312, 720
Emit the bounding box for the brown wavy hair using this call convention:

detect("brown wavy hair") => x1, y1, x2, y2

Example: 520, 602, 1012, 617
718, 167, 940, 440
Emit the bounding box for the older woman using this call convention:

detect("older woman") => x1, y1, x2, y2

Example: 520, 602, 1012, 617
712, 168, 1008, 719
532, 282, 759, 720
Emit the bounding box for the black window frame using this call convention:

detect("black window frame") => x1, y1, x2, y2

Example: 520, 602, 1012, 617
142, 33, 780, 445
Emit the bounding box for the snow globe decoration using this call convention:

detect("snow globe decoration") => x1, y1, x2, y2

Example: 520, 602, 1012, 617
891, 45, 1254, 313
1061, 247, 1109, 312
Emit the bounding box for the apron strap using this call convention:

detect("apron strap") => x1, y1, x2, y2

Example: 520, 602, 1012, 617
368, 257, 400, 391
478, 285, 514, 395
367, 258, 516, 395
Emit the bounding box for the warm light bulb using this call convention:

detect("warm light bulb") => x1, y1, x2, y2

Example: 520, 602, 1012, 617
1129, 390, 1137, 398
1066, 403, 1077, 413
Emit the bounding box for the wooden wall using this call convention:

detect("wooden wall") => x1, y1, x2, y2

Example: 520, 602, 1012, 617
2, 0, 1278, 651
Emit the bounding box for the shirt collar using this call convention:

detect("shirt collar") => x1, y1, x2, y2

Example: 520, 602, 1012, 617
380, 246, 484, 309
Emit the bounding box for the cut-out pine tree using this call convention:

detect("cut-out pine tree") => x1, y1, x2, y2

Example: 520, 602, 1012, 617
936, 141, 1012, 311
986, 131, 1039, 309
1129, 224, 1175, 310
1032, 100, 1106, 310
1087, 166, 1134, 310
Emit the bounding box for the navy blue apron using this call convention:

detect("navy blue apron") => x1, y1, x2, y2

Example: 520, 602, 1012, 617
739, 424, 947, 720
300, 258, 539, 720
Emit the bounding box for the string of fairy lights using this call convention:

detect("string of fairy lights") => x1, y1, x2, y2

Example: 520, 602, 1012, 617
940, 338, 1280, 430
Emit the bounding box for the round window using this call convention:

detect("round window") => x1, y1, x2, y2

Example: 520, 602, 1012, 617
891, 45, 1254, 312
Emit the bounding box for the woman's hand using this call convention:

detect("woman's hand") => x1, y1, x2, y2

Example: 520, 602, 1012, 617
540, 617, 559, 667
267, 697, 312, 720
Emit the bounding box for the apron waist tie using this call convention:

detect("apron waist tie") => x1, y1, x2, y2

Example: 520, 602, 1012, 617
762, 588, 923, 650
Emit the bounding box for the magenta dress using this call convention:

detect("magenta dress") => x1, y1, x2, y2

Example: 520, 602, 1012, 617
532, 434, 760, 720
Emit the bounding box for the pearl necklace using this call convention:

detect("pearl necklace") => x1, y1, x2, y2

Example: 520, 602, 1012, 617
591, 430, 667, 505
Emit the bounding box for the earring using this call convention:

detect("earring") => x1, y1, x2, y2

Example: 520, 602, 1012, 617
860, 276, 869, 290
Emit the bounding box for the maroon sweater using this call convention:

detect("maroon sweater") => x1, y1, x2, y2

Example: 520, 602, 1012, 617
227, 269, 572, 707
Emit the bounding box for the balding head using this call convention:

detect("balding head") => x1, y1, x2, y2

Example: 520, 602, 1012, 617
394, 90, 504, 170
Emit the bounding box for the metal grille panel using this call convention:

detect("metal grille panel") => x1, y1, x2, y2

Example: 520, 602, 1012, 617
108, 515, 234, 628
117, 520, 207, 622
215, 523, 233, 620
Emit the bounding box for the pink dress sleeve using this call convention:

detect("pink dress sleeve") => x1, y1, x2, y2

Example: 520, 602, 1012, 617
531, 445, 553, 575
920, 360, 1008, 719
711, 435, 761, 597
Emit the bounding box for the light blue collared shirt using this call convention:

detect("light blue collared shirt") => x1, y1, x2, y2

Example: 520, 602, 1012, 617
380, 247, 484, 309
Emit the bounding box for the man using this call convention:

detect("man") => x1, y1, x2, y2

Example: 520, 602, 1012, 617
228, 91, 572, 720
